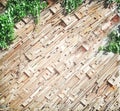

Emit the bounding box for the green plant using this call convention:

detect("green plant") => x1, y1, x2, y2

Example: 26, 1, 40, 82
62, 0, 83, 13
99, 29, 120, 54
62, 0, 120, 14
115, 0, 120, 3
6, 0, 47, 23
100, 0, 117, 8
0, 0, 47, 49
6, 0, 27, 23
117, 4, 120, 14
27, 0, 47, 23
0, 11, 14, 49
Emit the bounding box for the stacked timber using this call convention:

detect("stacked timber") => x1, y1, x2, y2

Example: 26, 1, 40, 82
0, 1, 120, 111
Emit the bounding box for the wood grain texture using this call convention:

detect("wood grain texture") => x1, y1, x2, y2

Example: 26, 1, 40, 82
0, 1, 120, 111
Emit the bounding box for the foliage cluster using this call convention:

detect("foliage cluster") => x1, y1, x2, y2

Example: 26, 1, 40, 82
99, 27, 120, 54
104, 0, 120, 9
0, 10, 14, 49
6, 0, 47, 23
62, 0, 83, 13
0, 0, 47, 49
62, 0, 120, 13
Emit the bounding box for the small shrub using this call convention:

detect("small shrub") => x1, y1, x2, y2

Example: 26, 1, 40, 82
99, 27, 120, 54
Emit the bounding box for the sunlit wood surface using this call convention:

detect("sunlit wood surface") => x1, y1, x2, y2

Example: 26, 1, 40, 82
0, 1, 120, 111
